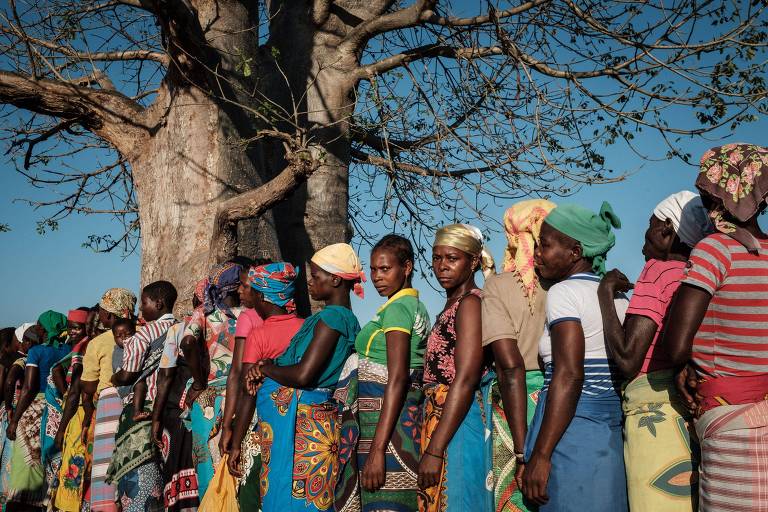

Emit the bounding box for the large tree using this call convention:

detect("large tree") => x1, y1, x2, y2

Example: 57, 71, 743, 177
0, 0, 765, 312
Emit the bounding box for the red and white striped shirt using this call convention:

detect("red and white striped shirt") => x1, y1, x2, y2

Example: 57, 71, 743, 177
683, 233, 768, 378
121, 313, 177, 403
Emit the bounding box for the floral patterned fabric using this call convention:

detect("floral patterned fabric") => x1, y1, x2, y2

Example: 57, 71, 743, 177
423, 289, 483, 386
697, 143, 768, 252
53, 406, 95, 511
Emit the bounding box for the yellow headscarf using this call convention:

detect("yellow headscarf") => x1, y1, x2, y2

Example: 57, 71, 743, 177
311, 243, 367, 298
434, 224, 496, 278
502, 199, 556, 310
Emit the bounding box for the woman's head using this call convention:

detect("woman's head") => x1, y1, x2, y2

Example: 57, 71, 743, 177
14, 322, 40, 353
645, 191, 712, 261
37, 310, 68, 347
112, 318, 136, 348
371, 234, 414, 298
67, 308, 90, 343
238, 258, 274, 309
140, 281, 178, 322
432, 224, 495, 290
204, 262, 242, 316
536, 202, 621, 281
0, 327, 15, 356
243, 262, 299, 317
696, 143, 768, 253
309, 243, 366, 301
99, 288, 137, 330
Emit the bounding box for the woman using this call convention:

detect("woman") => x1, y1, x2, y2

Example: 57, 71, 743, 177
181, 261, 244, 497
0, 324, 37, 503
83, 288, 136, 512
482, 199, 554, 512
336, 235, 430, 511
598, 191, 711, 511
663, 143, 768, 511
522, 202, 627, 511
418, 224, 495, 512
6, 311, 71, 510
244, 243, 362, 512
42, 308, 90, 505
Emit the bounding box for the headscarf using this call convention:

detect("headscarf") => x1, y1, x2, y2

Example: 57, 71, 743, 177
67, 309, 89, 325
14, 322, 39, 345
502, 199, 556, 309
100, 288, 137, 319
204, 262, 243, 317
696, 143, 768, 253
434, 223, 496, 279
544, 201, 621, 276
194, 277, 209, 305
247, 262, 299, 312
311, 243, 367, 299
37, 310, 67, 347
652, 191, 713, 248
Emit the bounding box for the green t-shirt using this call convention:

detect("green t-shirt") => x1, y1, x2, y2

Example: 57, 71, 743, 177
354, 288, 430, 369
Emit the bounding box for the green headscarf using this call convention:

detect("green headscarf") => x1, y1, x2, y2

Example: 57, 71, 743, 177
37, 310, 68, 347
544, 201, 622, 276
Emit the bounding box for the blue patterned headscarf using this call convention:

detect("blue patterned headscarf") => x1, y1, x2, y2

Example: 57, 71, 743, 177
204, 262, 243, 318
246, 262, 299, 313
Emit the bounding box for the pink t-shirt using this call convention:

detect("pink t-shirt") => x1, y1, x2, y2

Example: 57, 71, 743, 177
626, 259, 686, 374
235, 308, 263, 339
242, 314, 305, 364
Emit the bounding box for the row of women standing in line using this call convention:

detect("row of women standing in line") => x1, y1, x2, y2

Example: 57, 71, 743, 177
1, 141, 766, 512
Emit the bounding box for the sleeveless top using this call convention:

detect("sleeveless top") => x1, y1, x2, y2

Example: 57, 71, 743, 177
423, 289, 483, 386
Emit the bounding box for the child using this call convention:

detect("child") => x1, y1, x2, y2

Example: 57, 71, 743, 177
111, 318, 136, 401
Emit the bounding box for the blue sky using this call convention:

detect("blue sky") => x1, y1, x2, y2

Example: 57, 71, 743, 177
2, 120, 765, 328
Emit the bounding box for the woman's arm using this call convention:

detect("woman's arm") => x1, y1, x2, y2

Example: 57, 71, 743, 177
56, 364, 83, 449
52, 364, 68, 396
227, 362, 256, 477
260, 321, 341, 389
7, 366, 40, 439
522, 321, 585, 506
362, 330, 410, 491
662, 284, 711, 367
418, 295, 483, 490
4, 365, 23, 412
598, 270, 657, 378
151, 368, 175, 448
220, 336, 246, 454
491, 339, 528, 460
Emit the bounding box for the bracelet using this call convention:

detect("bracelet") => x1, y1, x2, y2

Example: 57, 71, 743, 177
514, 452, 525, 462
424, 450, 445, 460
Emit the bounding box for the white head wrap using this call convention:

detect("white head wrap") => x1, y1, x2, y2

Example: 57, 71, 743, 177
14, 322, 39, 344
653, 191, 714, 248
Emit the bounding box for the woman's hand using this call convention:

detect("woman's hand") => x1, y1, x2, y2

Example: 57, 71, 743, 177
54, 428, 65, 451
6, 419, 17, 441
675, 364, 701, 417
227, 448, 243, 478
185, 383, 206, 410
151, 419, 164, 450
514, 460, 525, 491
219, 427, 232, 454
598, 269, 633, 295
245, 360, 271, 395
81, 418, 91, 446
417, 451, 444, 490
361, 448, 387, 491
522, 453, 551, 505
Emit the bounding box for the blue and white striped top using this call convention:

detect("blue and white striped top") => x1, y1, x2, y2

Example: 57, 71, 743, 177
539, 273, 628, 397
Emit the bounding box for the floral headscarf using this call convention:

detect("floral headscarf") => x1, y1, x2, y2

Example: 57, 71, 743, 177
697, 143, 768, 253
100, 288, 137, 319
247, 262, 299, 312
502, 199, 556, 310
204, 262, 243, 317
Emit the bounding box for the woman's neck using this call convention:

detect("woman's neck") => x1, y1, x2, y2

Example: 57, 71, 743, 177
445, 277, 477, 301
325, 291, 352, 308
563, 260, 593, 279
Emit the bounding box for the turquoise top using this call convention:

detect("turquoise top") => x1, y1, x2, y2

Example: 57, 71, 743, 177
275, 305, 360, 389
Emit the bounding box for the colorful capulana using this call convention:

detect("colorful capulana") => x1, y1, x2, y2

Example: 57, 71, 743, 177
247, 262, 299, 312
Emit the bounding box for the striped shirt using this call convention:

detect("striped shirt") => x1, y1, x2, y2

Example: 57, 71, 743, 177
540, 273, 628, 397
121, 313, 177, 403
683, 233, 768, 377
626, 259, 687, 373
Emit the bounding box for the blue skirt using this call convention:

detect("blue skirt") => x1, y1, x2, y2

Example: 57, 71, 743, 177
524, 388, 628, 511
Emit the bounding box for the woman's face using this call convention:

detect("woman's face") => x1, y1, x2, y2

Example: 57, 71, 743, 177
534, 223, 580, 281
307, 261, 336, 301
431, 245, 476, 290
34, 322, 47, 343
238, 272, 259, 309
67, 321, 87, 342
370, 248, 411, 298
642, 215, 674, 261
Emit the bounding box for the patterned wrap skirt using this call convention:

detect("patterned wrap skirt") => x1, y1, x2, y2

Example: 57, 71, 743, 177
335, 353, 424, 512
418, 381, 493, 512
623, 369, 699, 511
6, 393, 47, 507
53, 405, 95, 511
90, 387, 122, 512
257, 377, 341, 512
696, 399, 768, 511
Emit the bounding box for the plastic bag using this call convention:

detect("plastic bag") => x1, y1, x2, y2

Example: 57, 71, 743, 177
199, 454, 240, 512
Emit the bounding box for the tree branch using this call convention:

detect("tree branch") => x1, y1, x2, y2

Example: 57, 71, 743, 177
0, 71, 147, 157
342, 0, 435, 52
422, 0, 550, 27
